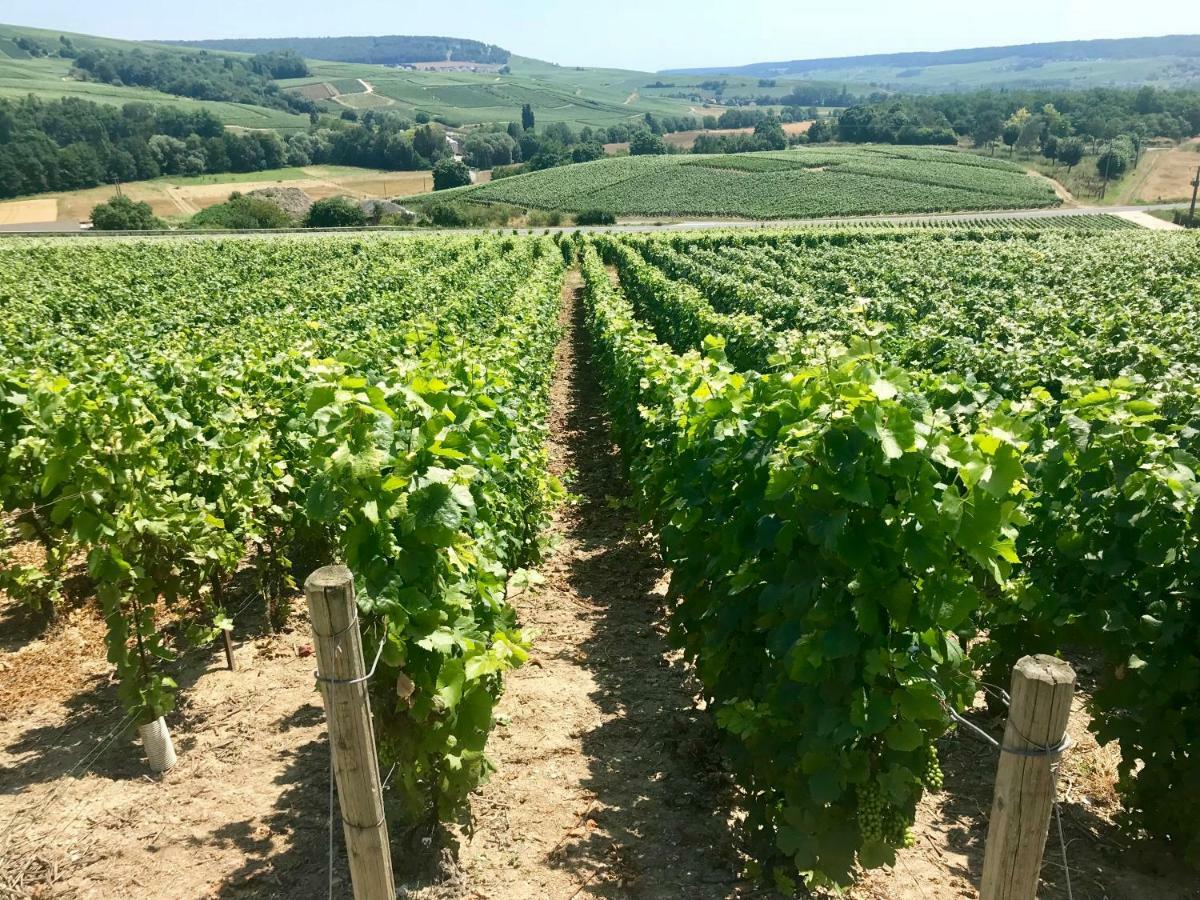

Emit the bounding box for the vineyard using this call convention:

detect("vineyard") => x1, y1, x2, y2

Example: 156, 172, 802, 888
2, 227, 1200, 898
0, 234, 567, 845
581, 226, 1200, 888
410, 146, 1061, 220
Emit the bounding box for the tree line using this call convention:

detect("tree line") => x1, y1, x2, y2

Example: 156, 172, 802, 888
0, 97, 452, 200
831, 86, 1200, 147
70, 47, 316, 115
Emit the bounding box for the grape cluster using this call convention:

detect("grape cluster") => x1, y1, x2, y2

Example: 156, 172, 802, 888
855, 782, 914, 847
919, 744, 944, 791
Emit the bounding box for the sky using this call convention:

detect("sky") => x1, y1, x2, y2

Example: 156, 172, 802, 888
2, 0, 1197, 71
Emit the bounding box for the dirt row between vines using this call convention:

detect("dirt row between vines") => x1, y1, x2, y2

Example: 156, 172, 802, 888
1, 269, 1198, 899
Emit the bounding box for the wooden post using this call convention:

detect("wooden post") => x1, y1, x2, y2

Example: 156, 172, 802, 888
211, 575, 235, 672
305, 566, 395, 900
980, 654, 1076, 900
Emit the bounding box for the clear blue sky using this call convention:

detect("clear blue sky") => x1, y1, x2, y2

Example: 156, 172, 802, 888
2, 0, 1197, 71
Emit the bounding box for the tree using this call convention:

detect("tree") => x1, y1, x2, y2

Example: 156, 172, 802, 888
807, 119, 833, 143
972, 113, 1002, 151
1097, 142, 1131, 180
521, 103, 535, 132
1041, 135, 1059, 164
1058, 138, 1084, 172
1002, 107, 1031, 158
629, 130, 666, 155
754, 117, 788, 151
304, 196, 367, 228
433, 158, 472, 190
412, 123, 448, 163
90, 196, 163, 230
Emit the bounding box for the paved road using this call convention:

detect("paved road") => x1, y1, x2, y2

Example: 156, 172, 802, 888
0, 203, 1190, 237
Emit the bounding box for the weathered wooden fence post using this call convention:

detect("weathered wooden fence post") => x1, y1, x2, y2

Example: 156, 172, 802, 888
305, 565, 395, 900
980, 654, 1076, 900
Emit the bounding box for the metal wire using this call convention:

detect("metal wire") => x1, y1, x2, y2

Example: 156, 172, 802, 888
942, 690, 1076, 900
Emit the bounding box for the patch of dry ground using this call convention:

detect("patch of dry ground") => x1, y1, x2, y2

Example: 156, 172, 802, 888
6, 168, 435, 226
0, 199, 57, 226
0, 592, 342, 900
1126, 138, 1200, 204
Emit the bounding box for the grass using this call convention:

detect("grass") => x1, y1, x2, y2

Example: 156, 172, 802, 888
0, 22, 838, 133
987, 146, 1176, 206
402, 146, 1060, 220
0, 24, 311, 131
669, 54, 1200, 93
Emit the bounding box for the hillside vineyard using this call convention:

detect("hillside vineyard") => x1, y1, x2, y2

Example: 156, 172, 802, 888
2, 227, 1200, 889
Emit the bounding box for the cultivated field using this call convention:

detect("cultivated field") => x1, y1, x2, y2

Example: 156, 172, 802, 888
421, 146, 1060, 219
3, 227, 1200, 900
0, 166, 435, 225
0, 27, 311, 131
606, 121, 814, 153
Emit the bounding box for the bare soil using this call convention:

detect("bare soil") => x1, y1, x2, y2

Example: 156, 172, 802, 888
407, 272, 746, 899
2, 271, 1198, 900
1129, 139, 1200, 204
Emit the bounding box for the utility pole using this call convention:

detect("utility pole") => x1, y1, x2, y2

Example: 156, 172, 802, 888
1189, 164, 1199, 224
1100, 140, 1113, 200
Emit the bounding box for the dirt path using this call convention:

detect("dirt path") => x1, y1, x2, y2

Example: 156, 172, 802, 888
414, 271, 744, 898
1114, 210, 1183, 230
1029, 168, 1076, 206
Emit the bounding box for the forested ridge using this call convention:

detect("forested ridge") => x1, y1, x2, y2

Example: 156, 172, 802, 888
165, 35, 510, 66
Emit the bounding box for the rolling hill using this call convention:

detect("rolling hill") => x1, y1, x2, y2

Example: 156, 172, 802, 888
666, 34, 1200, 92
0, 23, 792, 132
399, 146, 1060, 219
0, 23, 312, 130
164, 35, 511, 67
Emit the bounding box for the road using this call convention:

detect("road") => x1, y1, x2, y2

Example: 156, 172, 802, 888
0, 202, 1189, 237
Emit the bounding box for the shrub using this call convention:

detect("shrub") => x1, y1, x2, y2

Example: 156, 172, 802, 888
433, 158, 472, 190
190, 193, 295, 230
90, 196, 163, 231
422, 201, 518, 228
304, 196, 368, 228
574, 209, 616, 226
527, 209, 563, 227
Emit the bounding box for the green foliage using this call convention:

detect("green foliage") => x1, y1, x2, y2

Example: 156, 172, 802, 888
574, 209, 616, 226
190, 193, 295, 229
420, 200, 521, 228
305, 196, 368, 228
168, 35, 510, 67
428, 146, 1059, 220
89, 195, 163, 230
71, 46, 316, 116
433, 158, 472, 191
629, 130, 667, 156
593, 226, 1200, 873
0, 235, 564, 826
579, 244, 1024, 885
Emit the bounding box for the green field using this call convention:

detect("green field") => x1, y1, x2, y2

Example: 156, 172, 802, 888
407, 146, 1060, 219
0, 24, 312, 130
667, 35, 1200, 92
0, 23, 825, 133
277, 56, 730, 129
